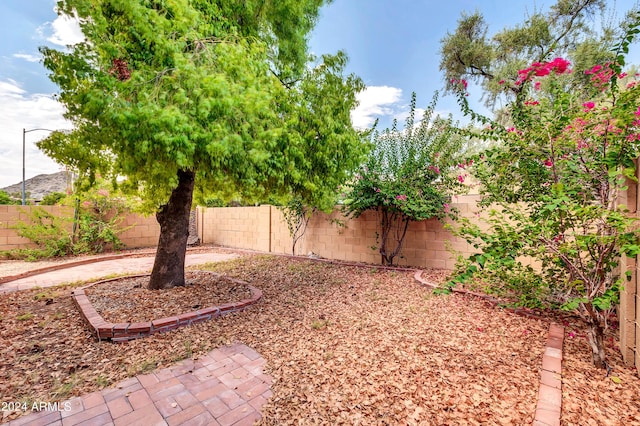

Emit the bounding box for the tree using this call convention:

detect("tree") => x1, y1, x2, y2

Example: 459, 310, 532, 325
344, 93, 465, 266
0, 190, 18, 205
439, 0, 630, 111
39, 0, 366, 289
445, 18, 640, 368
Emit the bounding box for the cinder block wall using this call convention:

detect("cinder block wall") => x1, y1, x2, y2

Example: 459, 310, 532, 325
198, 195, 483, 269
0, 205, 159, 251
0, 205, 74, 250
116, 212, 160, 248
197, 205, 271, 252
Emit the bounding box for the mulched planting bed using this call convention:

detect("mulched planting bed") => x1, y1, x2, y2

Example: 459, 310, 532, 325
85, 270, 253, 323
1, 253, 638, 424
561, 317, 640, 425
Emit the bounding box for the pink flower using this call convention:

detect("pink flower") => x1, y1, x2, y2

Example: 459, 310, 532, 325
444, 203, 451, 213
549, 57, 571, 74
535, 67, 550, 77
457, 175, 465, 183
395, 194, 407, 201
585, 64, 602, 75
498, 79, 505, 85
582, 101, 595, 112
524, 100, 539, 106
97, 189, 109, 197
543, 159, 553, 167
635, 106, 640, 117
534, 81, 541, 91
375, 188, 380, 193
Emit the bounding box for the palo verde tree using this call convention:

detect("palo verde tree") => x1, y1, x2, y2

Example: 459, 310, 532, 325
439, 0, 633, 111
344, 93, 465, 266
39, 0, 366, 289
445, 14, 640, 368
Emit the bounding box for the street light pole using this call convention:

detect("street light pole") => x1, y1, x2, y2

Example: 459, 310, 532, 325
22, 128, 56, 205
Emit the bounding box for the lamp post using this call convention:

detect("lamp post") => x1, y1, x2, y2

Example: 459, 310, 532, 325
22, 128, 55, 205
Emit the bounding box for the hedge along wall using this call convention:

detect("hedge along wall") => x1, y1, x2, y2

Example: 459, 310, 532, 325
0, 205, 159, 251
197, 195, 485, 269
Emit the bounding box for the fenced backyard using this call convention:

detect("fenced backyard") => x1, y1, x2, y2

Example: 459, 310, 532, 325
0, 195, 638, 375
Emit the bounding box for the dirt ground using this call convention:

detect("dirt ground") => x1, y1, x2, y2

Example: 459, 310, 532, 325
1, 253, 638, 424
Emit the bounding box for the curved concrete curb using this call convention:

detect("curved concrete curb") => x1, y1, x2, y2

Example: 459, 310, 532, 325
0, 246, 223, 285
0, 251, 156, 285
72, 273, 262, 342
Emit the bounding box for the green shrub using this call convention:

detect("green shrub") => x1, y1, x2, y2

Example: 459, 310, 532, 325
40, 192, 66, 205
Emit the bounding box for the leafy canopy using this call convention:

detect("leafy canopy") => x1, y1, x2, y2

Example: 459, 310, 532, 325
39, 0, 366, 212
439, 0, 637, 110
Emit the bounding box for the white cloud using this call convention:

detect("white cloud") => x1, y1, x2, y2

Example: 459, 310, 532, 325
351, 85, 403, 129
46, 13, 84, 47
393, 107, 426, 126
13, 53, 41, 63
0, 80, 73, 188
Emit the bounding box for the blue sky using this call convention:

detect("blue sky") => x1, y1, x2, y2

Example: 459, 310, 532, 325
0, 0, 638, 187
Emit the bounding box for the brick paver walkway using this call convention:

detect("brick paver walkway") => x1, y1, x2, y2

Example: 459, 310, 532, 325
0, 252, 238, 293
2, 343, 272, 426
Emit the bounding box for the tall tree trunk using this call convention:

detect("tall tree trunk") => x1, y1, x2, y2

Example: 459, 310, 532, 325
148, 169, 195, 290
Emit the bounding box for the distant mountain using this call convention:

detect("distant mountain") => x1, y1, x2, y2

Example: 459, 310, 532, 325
1, 171, 71, 202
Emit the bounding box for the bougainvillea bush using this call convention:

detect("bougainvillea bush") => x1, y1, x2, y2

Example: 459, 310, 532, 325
447, 22, 640, 368
344, 92, 465, 266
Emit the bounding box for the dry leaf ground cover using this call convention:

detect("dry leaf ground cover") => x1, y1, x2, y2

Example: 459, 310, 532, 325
0, 253, 638, 424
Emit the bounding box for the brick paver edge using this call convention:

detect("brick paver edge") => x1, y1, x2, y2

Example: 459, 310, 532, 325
72, 273, 262, 342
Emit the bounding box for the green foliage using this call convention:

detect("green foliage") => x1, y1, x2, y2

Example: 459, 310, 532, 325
0, 190, 19, 205
344, 92, 465, 265
40, 192, 66, 206
38, 1, 365, 289
447, 12, 640, 367
3, 183, 129, 260
10, 208, 74, 259
202, 198, 225, 208
38, 0, 364, 214
439, 0, 635, 110
73, 186, 127, 253
279, 196, 313, 255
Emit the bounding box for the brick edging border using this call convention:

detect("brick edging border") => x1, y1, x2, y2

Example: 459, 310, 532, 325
413, 270, 564, 425
71, 273, 262, 342
533, 323, 564, 426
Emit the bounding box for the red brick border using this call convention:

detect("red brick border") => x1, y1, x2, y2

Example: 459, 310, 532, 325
72, 273, 262, 342
534, 323, 564, 426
